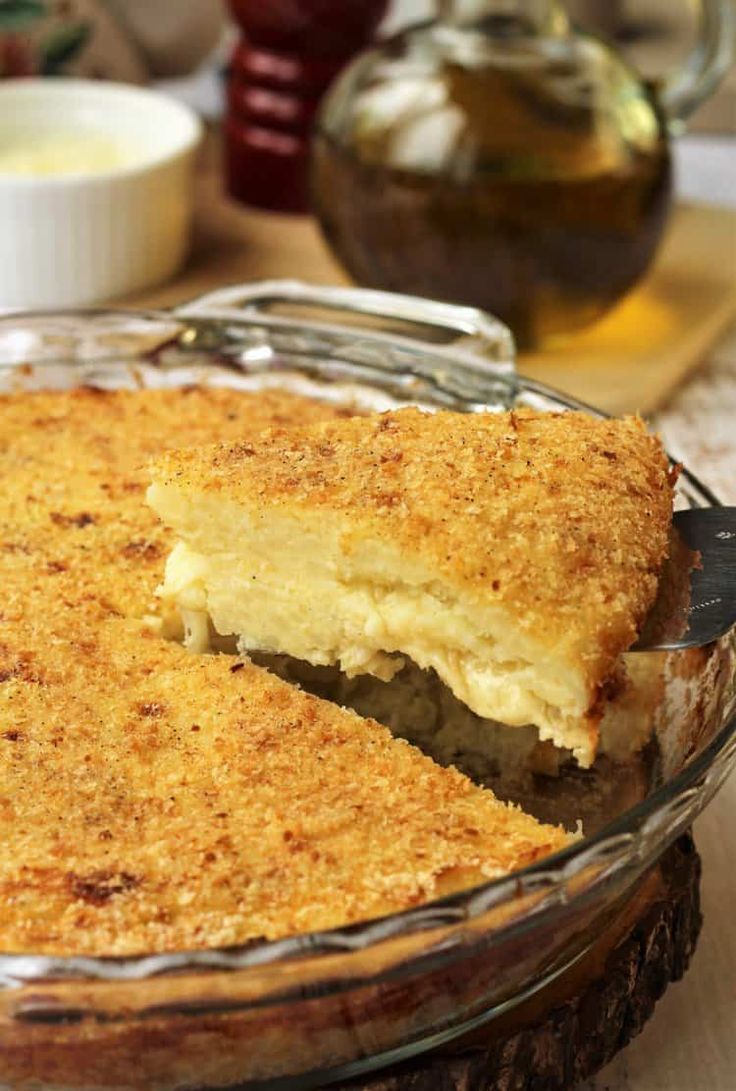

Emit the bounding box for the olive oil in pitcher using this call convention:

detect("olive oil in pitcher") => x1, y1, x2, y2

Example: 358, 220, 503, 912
312, 0, 731, 348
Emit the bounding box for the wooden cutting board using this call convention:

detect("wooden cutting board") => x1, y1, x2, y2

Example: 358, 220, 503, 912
125, 133, 736, 417
520, 202, 736, 415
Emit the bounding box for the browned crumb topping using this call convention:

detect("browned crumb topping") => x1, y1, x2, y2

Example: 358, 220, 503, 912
0, 386, 349, 623
152, 408, 673, 694
0, 387, 570, 957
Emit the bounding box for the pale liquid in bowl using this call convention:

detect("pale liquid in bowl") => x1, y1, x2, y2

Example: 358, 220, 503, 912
0, 128, 141, 176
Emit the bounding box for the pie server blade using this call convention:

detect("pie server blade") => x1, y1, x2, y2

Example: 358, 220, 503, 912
633, 507, 736, 652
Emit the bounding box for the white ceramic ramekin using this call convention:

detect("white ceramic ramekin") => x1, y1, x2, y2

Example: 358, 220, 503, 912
0, 79, 203, 309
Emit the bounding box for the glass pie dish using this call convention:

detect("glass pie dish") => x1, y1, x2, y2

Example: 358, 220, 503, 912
0, 282, 734, 1091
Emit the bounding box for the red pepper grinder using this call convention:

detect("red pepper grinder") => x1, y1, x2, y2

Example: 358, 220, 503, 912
226, 1, 389, 214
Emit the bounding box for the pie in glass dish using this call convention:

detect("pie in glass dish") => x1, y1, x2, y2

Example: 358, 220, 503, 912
1, 298, 732, 1091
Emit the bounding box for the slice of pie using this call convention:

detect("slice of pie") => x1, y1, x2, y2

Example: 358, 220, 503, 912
148, 408, 674, 768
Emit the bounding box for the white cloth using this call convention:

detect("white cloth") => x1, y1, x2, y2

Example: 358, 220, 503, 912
675, 134, 736, 208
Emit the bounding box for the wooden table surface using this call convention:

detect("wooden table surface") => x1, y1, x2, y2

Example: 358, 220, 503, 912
133, 140, 736, 1090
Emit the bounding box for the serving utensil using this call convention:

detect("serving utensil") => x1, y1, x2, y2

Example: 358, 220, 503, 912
634, 507, 736, 651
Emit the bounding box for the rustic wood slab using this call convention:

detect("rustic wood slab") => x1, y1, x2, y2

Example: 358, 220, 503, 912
333, 836, 701, 1091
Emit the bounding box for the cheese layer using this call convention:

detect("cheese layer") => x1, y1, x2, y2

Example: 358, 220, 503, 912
155, 499, 595, 764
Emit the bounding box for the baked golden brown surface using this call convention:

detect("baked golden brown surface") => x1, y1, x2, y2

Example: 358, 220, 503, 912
2, 613, 568, 955
0, 387, 570, 957
150, 408, 673, 765
0, 386, 350, 623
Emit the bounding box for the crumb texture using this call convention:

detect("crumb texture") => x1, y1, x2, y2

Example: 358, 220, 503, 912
0, 387, 569, 957
152, 408, 673, 701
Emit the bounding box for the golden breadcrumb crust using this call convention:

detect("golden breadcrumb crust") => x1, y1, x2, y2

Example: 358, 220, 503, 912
0, 386, 350, 623
0, 613, 567, 955
152, 408, 673, 708
0, 387, 569, 957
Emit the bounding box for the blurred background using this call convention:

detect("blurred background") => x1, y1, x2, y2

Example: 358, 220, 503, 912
1, 0, 732, 357
2, 1, 732, 133
150, 0, 735, 217
388, 0, 736, 133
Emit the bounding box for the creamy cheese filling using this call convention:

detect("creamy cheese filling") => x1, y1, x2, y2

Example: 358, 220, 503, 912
157, 525, 597, 764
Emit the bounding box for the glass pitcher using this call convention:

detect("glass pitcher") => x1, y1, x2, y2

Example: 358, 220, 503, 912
312, 0, 734, 348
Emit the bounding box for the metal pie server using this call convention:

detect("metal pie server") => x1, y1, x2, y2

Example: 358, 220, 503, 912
633, 507, 736, 652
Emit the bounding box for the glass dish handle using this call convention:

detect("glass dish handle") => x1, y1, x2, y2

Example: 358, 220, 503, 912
657, 0, 735, 129
175, 280, 517, 380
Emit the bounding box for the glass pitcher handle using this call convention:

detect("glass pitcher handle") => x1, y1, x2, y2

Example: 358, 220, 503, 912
658, 0, 735, 129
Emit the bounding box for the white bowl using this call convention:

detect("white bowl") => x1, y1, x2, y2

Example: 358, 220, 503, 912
0, 79, 203, 309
